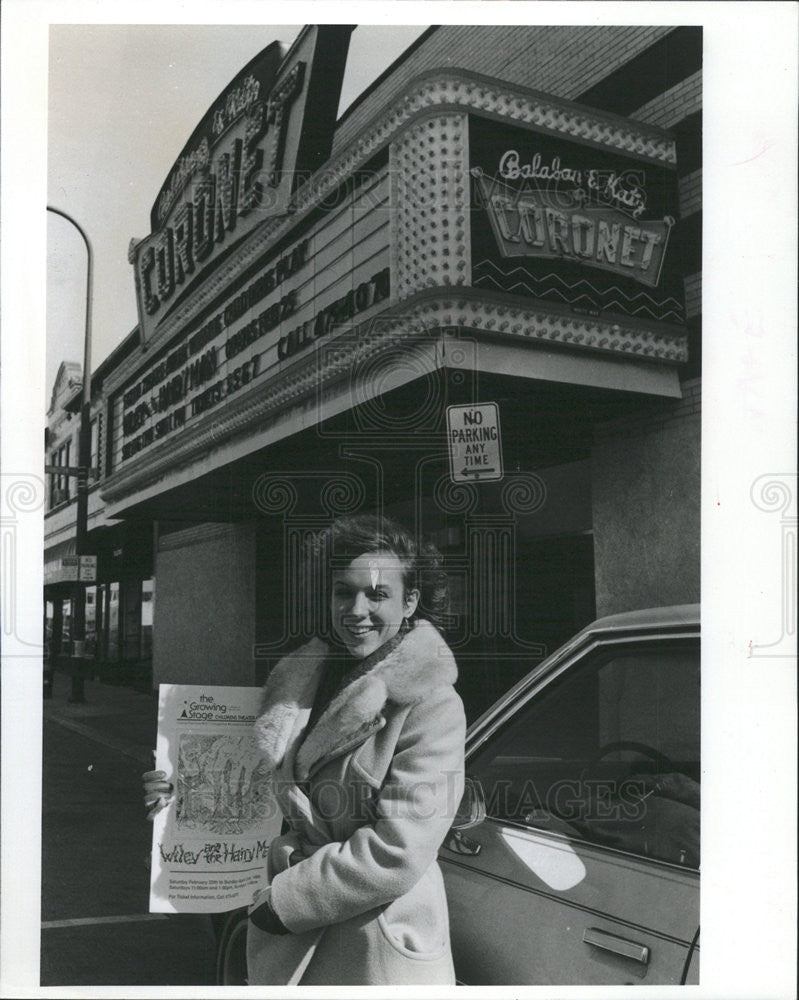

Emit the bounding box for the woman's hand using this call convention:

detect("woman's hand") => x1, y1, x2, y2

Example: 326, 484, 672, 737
142, 769, 173, 820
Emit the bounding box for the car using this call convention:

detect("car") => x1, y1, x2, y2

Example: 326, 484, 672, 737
214, 604, 700, 985
442, 604, 700, 985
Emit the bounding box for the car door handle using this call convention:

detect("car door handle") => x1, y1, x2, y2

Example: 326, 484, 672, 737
583, 927, 650, 965
442, 829, 482, 856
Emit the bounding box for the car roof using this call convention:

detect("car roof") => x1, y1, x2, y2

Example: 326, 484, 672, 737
583, 603, 700, 634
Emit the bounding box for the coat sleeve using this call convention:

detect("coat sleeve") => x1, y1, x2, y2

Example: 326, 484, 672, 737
268, 685, 466, 934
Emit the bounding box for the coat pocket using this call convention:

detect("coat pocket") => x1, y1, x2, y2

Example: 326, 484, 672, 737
375, 864, 450, 961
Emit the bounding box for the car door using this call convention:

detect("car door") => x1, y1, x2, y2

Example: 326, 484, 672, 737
441, 634, 700, 985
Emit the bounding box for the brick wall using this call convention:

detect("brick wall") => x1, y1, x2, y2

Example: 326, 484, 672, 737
333, 25, 673, 155
631, 71, 702, 128
679, 169, 702, 218
631, 67, 702, 332
683, 273, 702, 320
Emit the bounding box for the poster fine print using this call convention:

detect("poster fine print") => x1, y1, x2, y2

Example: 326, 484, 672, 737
150, 685, 281, 913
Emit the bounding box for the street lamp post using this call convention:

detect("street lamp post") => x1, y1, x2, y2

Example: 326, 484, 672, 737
47, 205, 93, 703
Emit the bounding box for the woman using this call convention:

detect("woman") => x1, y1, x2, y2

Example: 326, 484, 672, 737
145, 514, 466, 985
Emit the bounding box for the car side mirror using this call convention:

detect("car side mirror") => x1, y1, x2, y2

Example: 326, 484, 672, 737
451, 774, 487, 831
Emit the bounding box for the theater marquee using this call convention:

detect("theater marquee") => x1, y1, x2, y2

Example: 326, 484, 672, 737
109, 26, 371, 474
128, 26, 353, 348
470, 116, 682, 324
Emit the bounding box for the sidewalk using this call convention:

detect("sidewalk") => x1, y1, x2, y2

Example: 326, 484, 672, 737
41, 672, 219, 987
43, 671, 158, 767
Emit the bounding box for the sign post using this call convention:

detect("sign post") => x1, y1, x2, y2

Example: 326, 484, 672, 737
447, 402, 504, 483
47, 205, 94, 703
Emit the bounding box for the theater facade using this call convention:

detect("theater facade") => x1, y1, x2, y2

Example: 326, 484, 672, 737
52, 25, 702, 718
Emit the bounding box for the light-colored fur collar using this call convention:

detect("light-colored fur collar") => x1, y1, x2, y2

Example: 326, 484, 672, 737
253, 620, 456, 780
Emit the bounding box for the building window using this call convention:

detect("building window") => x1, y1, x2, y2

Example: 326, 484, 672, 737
107, 582, 120, 660
50, 440, 72, 507
85, 585, 98, 655
61, 598, 72, 654
62, 441, 71, 497
141, 578, 155, 658
49, 441, 73, 508
44, 600, 54, 652
123, 579, 142, 661
90, 417, 101, 481
49, 453, 58, 508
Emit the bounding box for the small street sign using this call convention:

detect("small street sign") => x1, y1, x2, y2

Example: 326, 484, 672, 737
78, 555, 98, 582
44, 555, 97, 585
447, 402, 504, 484
44, 465, 100, 479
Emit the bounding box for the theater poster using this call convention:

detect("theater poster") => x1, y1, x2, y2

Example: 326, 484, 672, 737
149, 684, 281, 913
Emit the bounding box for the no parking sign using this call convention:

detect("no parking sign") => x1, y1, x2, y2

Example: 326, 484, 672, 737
446, 403, 504, 483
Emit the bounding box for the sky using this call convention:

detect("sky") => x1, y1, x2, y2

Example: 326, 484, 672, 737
46, 23, 428, 393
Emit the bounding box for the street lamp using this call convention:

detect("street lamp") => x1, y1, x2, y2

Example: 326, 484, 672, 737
47, 205, 93, 703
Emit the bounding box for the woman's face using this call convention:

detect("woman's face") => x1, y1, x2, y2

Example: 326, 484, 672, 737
331, 551, 419, 659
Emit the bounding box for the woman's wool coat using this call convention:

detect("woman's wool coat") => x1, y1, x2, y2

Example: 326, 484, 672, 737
248, 619, 466, 985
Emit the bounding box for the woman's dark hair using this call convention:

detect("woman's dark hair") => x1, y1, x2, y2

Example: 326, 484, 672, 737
312, 514, 449, 629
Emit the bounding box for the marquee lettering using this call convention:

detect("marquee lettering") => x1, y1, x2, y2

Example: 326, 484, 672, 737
277, 268, 391, 360
496, 151, 647, 219
133, 63, 305, 318
474, 168, 672, 290
123, 238, 310, 414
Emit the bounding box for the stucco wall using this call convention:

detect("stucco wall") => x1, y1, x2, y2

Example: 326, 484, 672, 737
592, 381, 701, 616
153, 522, 256, 687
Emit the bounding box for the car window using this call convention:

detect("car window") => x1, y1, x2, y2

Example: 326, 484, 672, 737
468, 640, 700, 868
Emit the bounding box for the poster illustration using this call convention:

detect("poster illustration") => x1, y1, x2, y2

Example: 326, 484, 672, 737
149, 684, 282, 913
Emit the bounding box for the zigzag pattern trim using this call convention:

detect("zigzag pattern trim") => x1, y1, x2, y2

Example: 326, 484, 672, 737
474, 259, 683, 305
473, 259, 684, 322
474, 273, 684, 323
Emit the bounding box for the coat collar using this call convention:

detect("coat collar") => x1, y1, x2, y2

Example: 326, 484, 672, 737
253, 620, 457, 781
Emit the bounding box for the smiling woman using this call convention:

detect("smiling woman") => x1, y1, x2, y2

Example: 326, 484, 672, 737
243, 514, 465, 984
331, 551, 418, 659
324, 514, 449, 653
143, 515, 465, 985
